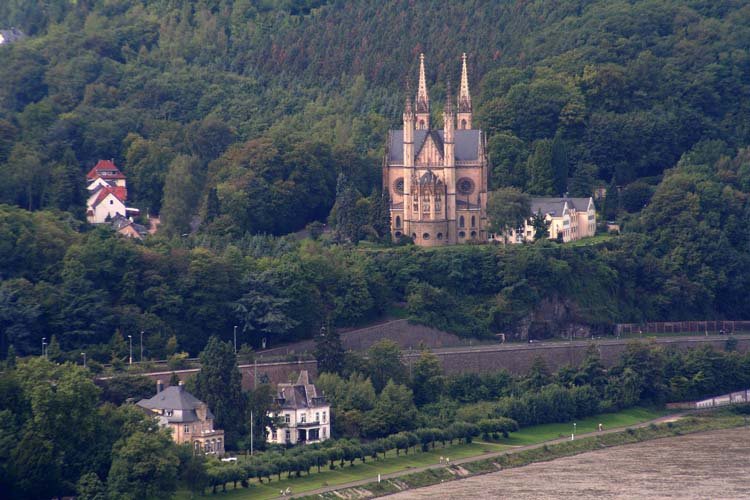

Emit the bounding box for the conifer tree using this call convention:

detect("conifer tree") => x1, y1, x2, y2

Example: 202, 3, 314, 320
314, 325, 344, 375
204, 187, 221, 224
194, 336, 245, 447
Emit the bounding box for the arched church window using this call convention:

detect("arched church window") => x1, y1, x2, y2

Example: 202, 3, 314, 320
437, 233, 443, 240
395, 231, 402, 238
418, 119, 425, 129
458, 231, 466, 238
461, 119, 467, 129
459, 216, 465, 228
471, 216, 476, 227
411, 233, 417, 240
470, 231, 477, 238
395, 216, 401, 228
422, 233, 430, 240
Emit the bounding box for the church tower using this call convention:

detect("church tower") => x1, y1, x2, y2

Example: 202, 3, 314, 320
457, 53, 473, 129
443, 82, 457, 244
415, 53, 430, 129
384, 53, 487, 247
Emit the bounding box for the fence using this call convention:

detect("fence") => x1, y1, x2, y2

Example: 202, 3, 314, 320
695, 389, 750, 410
615, 320, 750, 337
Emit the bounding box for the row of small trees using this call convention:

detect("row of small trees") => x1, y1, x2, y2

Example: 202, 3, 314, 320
200, 418, 517, 493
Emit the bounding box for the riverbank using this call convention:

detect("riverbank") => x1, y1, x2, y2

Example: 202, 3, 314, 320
387, 426, 750, 499
296, 411, 746, 499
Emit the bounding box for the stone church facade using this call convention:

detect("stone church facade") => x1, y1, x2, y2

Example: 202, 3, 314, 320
383, 53, 488, 246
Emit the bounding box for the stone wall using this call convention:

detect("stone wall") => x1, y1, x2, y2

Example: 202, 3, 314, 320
135, 336, 750, 388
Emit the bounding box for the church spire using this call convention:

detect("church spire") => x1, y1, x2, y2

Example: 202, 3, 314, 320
457, 53, 473, 129
415, 53, 430, 130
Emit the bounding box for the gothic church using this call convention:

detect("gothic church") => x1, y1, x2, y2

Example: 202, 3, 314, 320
384, 53, 488, 246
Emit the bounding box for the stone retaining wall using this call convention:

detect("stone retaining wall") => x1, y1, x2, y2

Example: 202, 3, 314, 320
136, 336, 750, 388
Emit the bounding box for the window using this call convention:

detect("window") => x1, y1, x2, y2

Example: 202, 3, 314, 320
284, 414, 290, 424
458, 231, 466, 238
395, 216, 401, 228
184, 425, 190, 433
322, 427, 327, 438
300, 413, 306, 423
194, 441, 201, 451
422, 233, 430, 240
166, 410, 173, 417
437, 233, 443, 240
272, 429, 277, 440
423, 202, 430, 213
322, 411, 327, 423
394, 231, 402, 238
109, 200, 114, 205
461, 119, 467, 129
285, 430, 291, 442
435, 199, 441, 212
457, 178, 475, 195
459, 216, 465, 228
393, 178, 405, 195
471, 231, 477, 238
471, 216, 476, 227
217, 438, 222, 451
411, 233, 417, 240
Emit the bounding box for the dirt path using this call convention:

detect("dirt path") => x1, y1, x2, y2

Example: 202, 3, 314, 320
291, 413, 684, 499
389, 427, 750, 499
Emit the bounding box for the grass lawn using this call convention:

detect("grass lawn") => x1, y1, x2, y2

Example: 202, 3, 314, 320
500, 407, 665, 446
176, 407, 664, 500
176, 441, 508, 500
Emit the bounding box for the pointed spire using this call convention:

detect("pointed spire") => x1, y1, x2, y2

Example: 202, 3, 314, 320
458, 52, 472, 113
415, 53, 429, 114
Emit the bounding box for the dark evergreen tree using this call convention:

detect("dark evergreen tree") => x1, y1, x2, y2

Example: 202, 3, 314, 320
314, 325, 344, 375
204, 187, 221, 224
194, 337, 245, 447
551, 133, 569, 195
530, 211, 551, 241
603, 181, 619, 221
333, 173, 360, 243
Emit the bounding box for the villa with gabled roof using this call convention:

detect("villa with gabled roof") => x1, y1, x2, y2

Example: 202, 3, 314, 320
266, 371, 331, 446
137, 380, 225, 455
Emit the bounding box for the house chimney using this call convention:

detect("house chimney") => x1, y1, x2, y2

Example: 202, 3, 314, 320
178, 380, 185, 391
156, 380, 164, 393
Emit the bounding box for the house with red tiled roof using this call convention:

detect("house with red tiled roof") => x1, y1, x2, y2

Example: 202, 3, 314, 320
85, 159, 140, 224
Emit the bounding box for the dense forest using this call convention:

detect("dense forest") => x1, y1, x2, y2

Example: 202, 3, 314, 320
1, 0, 750, 359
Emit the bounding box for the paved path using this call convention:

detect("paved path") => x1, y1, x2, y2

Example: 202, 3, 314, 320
289, 413, 684, 499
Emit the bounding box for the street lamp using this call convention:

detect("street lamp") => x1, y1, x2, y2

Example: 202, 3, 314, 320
573, 422, 577, 440
81, 352, 86, 368
140, 330, 144, 362
233, 325, 238, 354
42, 337, 46, 359
128, 335, 133, 365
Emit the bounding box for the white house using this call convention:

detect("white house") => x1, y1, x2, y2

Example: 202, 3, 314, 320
85, 159, 140, 224
493, 196, 596, 244
267, 371, 331, 446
